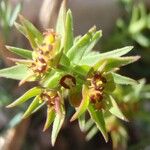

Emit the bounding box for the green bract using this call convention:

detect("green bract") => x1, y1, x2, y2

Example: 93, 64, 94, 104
0, 0, 140, 146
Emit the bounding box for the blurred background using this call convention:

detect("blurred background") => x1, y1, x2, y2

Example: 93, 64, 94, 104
0, 0, 150, 149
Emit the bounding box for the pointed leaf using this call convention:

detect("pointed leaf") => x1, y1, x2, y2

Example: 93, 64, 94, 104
112, 72, 137, 85
83, 30, 102, 56
78, 113, 86, 132
88, 103, 108, 142
79, 46, 134, 65
70, 85, 90, 121
7, 87, 42, 108
64, 9, 74, 53
43, 107, 55, 131
42, 71, 64, 89
108, 96, 128, 121
86, 126, 98, 141
51, 108, 65, 146
0, 64, 30, 80
56, 0, 66, 49
85, 118, 95, 132
6, 46, 32, 59
22, 96, 44, 119
67, 26, 97, 63
9, 3, 21, 26
19, 15, 43, 48
94, 56, 140, 71
14, 22, 26, 36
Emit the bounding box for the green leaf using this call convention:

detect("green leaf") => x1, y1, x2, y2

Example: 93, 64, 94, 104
19, 15, 43, 49
64, 9, 74, 53
79, 46, 134, 66
7, 87, 42, 108
22, 96, 43, 119
14, 22, 26, 36
6, 46, 32, 59
112, 72, 137, 85
108, 96, 128, 121
56, 0, 66, 49
78, 113, 86, 132
59, 53, 70, 67
86, 126, 98, 141
85, 118, 95, 132
67, 26, 97, 63
0, 64, 30, 80
94, 56, 140, 72
51, 108, 65, 146
88, 103, 108, 142
9, 3, 21, 26
42, 71, 64, 89
43, 107, 55, 131
70, 85, 90, 121
82, 30, 102, 56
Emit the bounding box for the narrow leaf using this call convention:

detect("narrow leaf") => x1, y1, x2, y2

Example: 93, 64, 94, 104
112, 72, 137, 85
0, 64, 30, 80
88, 103, 108, 142
70, 85, 90, 121
9, 3, 21, 26
19, 15, 43, 48
51, 109, 65, 146
7, 87, 42, 108
83, 30, 102, 56
6, 46, 32, 59
43, 107, 55, 131
42, 71, 64, 89
64, 9, 74, 53
22, 96, 43, 119
99, 46, 134, 57
78, 113, 86, 132
94, 56, 140, 71
79, 46, 134, 65
67, 26, 97, 63
86, 126, 98, 141
56, 0, 66, 49
109, 96, 128, 121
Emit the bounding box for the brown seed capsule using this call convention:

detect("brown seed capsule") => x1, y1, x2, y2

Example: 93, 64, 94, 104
60, 74, 76, 89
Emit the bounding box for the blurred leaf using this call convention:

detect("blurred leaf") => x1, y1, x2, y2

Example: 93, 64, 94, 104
0, 64, 30, 80
112, 72, 137, 85
9, 3, 21, 26
7, 87, 42, 108
70, 85, 90, 121
43, 107, 55, 131
7, 112, 23, 128
6, 46, 32, 59
108, 96, 128, 121
85, 118, 95, 132
42, 71, 64, 89
132, 33, 150, 47
64, 9, 74, 53
88, 103, 108, 142
78, 113, 86, 132
51, 107, 65, 146
86, 125, 98, 141
22, 96, 43, 119
56, 0, 66, 49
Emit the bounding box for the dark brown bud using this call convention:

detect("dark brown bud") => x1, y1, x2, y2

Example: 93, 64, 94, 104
60, 74, 76, 89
